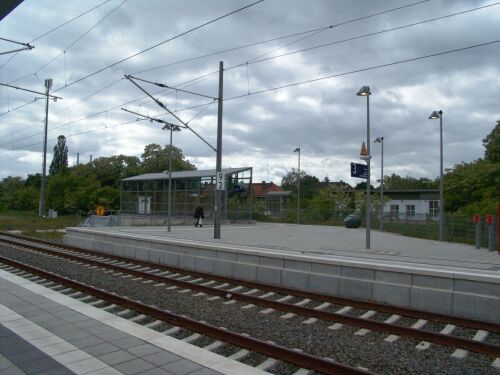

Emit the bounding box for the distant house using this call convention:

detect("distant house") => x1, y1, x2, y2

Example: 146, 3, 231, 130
252, 181, 291, 216
327, 185, 440, 221
382, 189, 440, 221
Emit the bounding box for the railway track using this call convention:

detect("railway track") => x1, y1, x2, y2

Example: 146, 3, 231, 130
0, 232, 499, 374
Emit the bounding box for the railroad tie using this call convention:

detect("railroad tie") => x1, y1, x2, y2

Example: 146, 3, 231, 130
245, 291, 274, 309
302, 302, 331, 324
229, 349, 249, 361
416, 324, 455, 350
327, 306, 353, 330
280, 299, 312, 319
451, 330, 489, 359
182, 333, 201, 343
144, 320, 163, 329
162, 326, 180, 335
260, 295, 293, 315
382, 315, 403, 342
256, 357, 278, 371
203, 340, 224, 351
129, 314, 147, 322
353, 310, 377, 336
291, 369, 311, 375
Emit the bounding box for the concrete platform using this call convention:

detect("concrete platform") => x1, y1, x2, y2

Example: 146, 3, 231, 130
0, 268, 267, 375
64, 223, 500, 324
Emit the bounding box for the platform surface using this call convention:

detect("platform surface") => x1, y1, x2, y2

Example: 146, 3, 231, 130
86, 222, 500, 276
0, 268, 265, 375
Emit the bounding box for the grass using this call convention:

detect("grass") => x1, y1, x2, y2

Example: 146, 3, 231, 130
0, 210, 78, 242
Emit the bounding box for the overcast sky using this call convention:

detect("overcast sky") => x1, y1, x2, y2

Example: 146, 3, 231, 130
0, 0, 499, 186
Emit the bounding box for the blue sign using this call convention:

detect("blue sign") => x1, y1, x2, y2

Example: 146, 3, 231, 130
234, 182, 246, 192
351, 162, 368, 179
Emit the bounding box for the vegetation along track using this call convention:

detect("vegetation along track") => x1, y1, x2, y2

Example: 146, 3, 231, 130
0, 232, 499, 374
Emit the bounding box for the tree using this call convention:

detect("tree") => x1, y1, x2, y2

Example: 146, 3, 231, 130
483, 120, 500, 163
382, 174, 437, 190
444, 160, 500, 214
141, 144, 196, 173
354, 182, 375, 191
309, 185, 351, 216
281, 169, 320, 203
49, 135, 68, 175
91, 155, 141, 188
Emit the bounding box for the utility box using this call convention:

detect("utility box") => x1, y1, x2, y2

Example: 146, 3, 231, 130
48, 209, 58, 219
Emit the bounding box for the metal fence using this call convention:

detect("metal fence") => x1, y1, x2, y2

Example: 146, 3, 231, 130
255, 208, 498, 249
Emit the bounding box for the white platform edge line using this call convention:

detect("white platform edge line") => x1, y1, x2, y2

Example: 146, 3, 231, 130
0, 302, 123, 375
0, 269, 269, 375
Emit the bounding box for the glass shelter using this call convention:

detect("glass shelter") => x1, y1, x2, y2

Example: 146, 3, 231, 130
120, 167, 253, 224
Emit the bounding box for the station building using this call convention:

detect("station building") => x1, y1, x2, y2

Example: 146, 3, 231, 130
119, 167, 253, 225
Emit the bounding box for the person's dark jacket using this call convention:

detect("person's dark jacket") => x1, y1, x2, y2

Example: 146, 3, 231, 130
194, 206, 204, 219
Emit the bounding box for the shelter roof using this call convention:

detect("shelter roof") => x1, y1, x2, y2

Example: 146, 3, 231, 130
122, 167, 251, 181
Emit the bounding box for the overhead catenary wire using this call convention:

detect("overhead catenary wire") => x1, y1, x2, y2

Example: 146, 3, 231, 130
8, 0, 128, 85
0, 0, 432, 122
0, 0, 113, 71
2, 37, 498, 155
0, 1, 492, 146
0, 1, 493, 146
49, 0, 265, 93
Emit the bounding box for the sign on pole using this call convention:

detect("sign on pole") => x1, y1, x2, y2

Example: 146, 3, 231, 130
351, 162, 368, 179
216, 172, 225, 191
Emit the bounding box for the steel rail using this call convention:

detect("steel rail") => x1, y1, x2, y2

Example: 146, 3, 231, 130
2, 231, 499, 333
5, 231, 500, 334
3, 231, 500, 335
1, 235, 500, 357
0, 255, 371, 375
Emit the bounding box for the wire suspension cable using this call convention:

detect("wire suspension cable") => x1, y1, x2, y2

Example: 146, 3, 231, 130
5, 37, 496, 154
50, 0, 265, 93
0, 0, 434, 120
0, 0, 113, 71
1, 2, 495, 144
8, 0, 128, 85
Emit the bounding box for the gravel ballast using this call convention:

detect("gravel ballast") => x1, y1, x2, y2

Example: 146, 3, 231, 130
0, 243, 498, 375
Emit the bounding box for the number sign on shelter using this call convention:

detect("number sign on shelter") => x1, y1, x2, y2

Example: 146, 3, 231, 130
216, 172, 225, 191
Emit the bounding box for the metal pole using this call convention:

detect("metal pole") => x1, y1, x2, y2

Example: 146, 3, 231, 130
366, 95, 371, 249
380, 137, 384, 232
439, 111, 444, 241
214, 61, 223, 239
297, 149, 300, 225
38, 79, 51, 218
167, 128, 173, 232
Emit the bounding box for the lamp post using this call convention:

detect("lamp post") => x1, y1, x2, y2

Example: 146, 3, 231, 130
294, 147, 301, 224
357, 85, 371, 249
163, 123, 181, 233
429, 110, 444, 241
374, 137, 384, 231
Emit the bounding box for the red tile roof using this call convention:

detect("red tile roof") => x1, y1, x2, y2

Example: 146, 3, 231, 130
252, 182, 284, 197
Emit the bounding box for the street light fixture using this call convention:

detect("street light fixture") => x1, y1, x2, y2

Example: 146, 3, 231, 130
163, 123, 182, 233
294, 147, 301, 225
374, 137, 384, 231
357, 85, 371, 249
429, 110, 444, 241
121, 107, 184, 233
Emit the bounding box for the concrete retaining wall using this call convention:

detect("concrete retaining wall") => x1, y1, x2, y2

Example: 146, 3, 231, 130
63, 227, 500, 324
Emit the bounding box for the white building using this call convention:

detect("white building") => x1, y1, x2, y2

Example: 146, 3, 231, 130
382, 189, 440, 222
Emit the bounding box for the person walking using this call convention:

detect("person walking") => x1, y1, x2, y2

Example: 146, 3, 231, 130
194, 206, 204, 227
